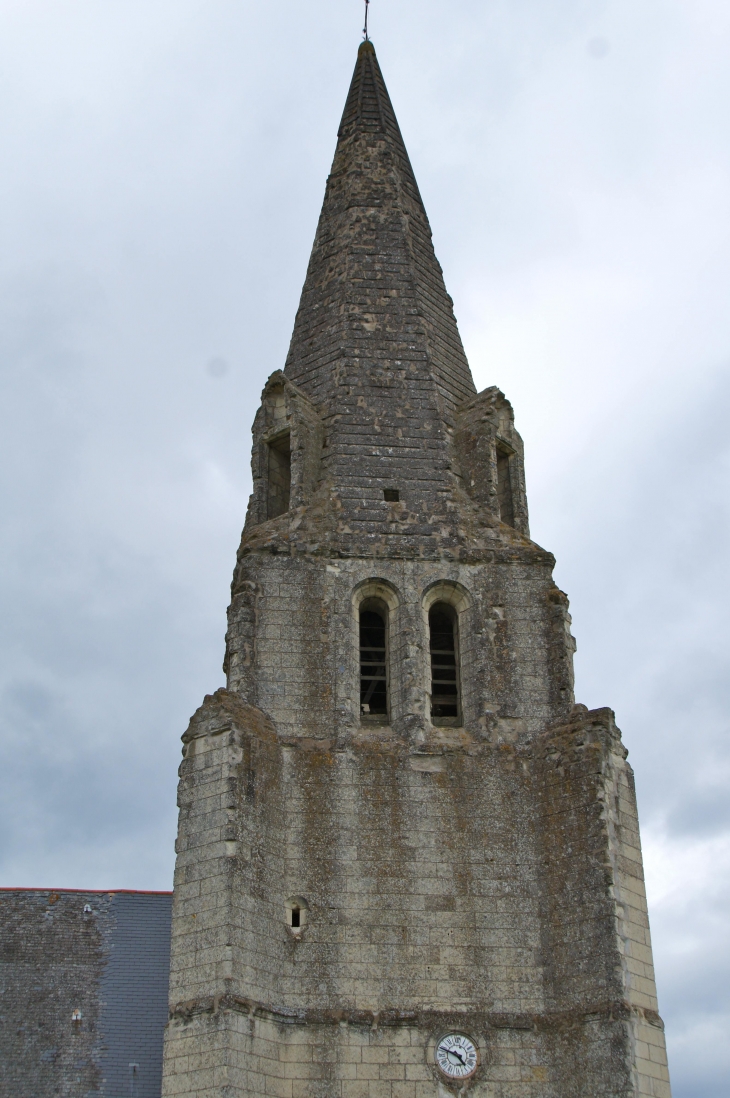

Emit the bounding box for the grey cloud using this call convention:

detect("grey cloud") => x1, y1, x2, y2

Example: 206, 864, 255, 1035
667, 791, 730, 839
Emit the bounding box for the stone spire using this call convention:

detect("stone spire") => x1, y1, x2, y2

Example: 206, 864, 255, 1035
280, 42, 478, 540
284, 41, 476, 416
241, 41, 532, 559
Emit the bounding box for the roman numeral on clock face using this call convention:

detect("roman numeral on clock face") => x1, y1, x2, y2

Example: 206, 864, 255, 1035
435, 1034, 478, 1078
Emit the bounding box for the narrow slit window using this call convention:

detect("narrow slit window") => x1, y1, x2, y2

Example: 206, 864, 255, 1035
496, 447, 514, 527
360, 601, 388, 721
286, 896, 308, 932
267, 432, 291, 519
429, 604, 461, 723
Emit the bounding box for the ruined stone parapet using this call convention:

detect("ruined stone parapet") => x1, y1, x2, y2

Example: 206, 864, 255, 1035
534, 706, 671, 1097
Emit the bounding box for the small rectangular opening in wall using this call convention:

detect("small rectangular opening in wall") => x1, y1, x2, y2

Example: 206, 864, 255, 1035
383, 489, 400, 502
267, 432, 291, 519
496, 446, 514, 527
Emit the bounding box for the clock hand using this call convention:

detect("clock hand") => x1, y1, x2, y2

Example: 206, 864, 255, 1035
447, 1049, 466, 1066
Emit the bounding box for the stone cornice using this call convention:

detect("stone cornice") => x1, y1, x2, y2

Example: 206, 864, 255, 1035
169, 993, 665, 1034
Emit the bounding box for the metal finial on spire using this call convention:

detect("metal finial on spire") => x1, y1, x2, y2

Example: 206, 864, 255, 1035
363, 0, 370, 40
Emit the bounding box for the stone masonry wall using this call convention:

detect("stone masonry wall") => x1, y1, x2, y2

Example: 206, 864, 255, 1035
163, 692, 670, 1098
0, 889, 172, 1098
0, 889, 111, 1097
533, 708, 671, 1098
226, 554, 575, 745
164, 1011, 598, 1098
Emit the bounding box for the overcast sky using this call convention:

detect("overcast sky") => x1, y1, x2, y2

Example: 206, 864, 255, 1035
0, 1, 728, 1094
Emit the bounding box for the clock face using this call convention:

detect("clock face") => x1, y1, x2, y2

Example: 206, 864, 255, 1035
435, 1033, 478, 1080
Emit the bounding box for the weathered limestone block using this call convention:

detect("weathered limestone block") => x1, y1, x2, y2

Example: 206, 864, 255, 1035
164, 695, 669, 1098
245, 372, 325, 531
453, 387, 529, 536
534, 706, 671, 1098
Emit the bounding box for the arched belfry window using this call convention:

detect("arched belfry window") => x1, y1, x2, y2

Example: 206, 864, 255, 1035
429, 603, 461, 724
359, 598, 389, 722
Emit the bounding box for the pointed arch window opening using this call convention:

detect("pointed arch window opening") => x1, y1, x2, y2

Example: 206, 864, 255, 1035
359, 598, 389, 723
429, 604, 462, 726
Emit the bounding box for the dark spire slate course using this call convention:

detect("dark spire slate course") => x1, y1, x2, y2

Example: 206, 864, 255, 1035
282, 42, 479, 545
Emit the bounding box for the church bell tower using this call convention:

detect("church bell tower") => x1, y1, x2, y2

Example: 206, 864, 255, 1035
162, 41, 671, 1098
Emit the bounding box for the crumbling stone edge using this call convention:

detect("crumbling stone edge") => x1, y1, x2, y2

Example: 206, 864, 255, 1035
168, 994, 665, 1033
